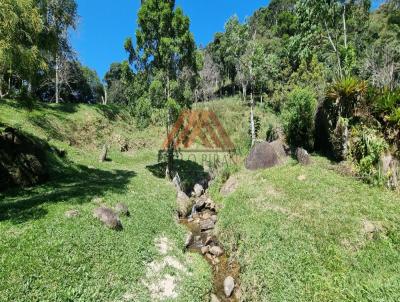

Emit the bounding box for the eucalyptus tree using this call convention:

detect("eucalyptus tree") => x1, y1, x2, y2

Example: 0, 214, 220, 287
237, 36, 268, 145
125, 0, 196, 178
37, 0, 78, 103
0, 0, 44, 98
291, 0, 370, 78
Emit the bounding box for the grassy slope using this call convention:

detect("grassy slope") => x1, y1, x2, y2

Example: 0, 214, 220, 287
194, 97, 280, 155
210, 157, 400, 302
0, 100, 211, 301
1, 98, 399, 301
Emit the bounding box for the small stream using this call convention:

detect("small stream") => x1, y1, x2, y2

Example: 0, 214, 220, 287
178, 193, 240, 302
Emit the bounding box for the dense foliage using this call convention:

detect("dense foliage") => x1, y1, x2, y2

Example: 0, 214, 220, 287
282, 88, 317, 150
0, 0, 103, 103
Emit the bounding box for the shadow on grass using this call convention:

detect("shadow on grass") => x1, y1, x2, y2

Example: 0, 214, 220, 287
0, 164, 136, 224
146, 159, 208, 194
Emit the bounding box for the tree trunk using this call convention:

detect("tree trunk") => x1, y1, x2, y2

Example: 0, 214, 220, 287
55, 54, 60, 104
250, 92, 256, 146
343, 5, 348, 49
102, 84, 108, 105
166, 75, 173, 180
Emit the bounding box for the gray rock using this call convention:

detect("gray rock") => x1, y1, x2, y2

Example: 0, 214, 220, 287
177, 191, 193, 217
99, 144, 108, 163
93, 207, 122, 230
296, 147, 311, 165
65, 210, 79, 218
185, 232, 193, 248
220, 176, 239, 197
115, 202, 130, 216
223, 276, 235, 297
200, 219, 215, 231
209, 246, 223, 257
201, 246, 209, 254
192, 183, 204, 197
194, 195, 207, 211
245, 142, 281, 170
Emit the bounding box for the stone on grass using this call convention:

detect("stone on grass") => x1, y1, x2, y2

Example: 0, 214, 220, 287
297, 174, 307, 181
65, 210, 79, 218
223, 276, 235, 297
115, 202, 130, 216
245, 142, 280, 170
93, 207, 122, 230
99, 144, 108, 163
220, 176, 239, 197
177, 191, 193, 217
211, 293, 220, 302
296, 147, 311, 165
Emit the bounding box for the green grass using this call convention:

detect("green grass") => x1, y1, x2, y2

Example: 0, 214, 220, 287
1, 98, 400, 301
0, 100, 211, 301
194, 96, 280, 155
210, 157, 400, 302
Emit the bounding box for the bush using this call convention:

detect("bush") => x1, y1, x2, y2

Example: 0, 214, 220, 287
349, 125, 388, 184
134, 96, 152, 129
282, 88, 317, 150
266, 123, 279, 142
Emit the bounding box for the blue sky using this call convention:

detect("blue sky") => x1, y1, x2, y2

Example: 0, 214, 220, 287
71, 0, 386, 80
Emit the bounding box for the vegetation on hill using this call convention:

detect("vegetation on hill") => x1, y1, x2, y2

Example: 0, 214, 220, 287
1, 0, 400, 301
210, 156, 400, 301
0, 100, 212, 301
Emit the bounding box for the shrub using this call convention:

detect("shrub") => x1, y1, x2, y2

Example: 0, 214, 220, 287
134, 96, 152, 129
266, 123, 279, 142
349, 125, 389, 184
282, 87, 317, 150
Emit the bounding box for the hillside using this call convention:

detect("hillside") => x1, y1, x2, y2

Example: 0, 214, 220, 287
1, 98, 399, 301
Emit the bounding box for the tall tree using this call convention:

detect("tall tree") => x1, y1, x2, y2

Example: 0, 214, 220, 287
37, 0, 77, 103
126, 0, 196, 178
0, 0, 44, 98
291, 0, 370, 78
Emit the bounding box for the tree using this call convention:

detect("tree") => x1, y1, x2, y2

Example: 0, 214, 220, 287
291, 0, 370, 79
127, 0, 196, 178
38, 0, 78, 103
237, 36, 267, 146
0, 0, 44, 98
198, 50, 220, 101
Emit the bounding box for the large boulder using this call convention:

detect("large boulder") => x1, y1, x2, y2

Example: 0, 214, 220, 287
0, 127, 49, 191
177, 191, 194, 217
93, 207, 122, 230
245, 142, 281, 170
